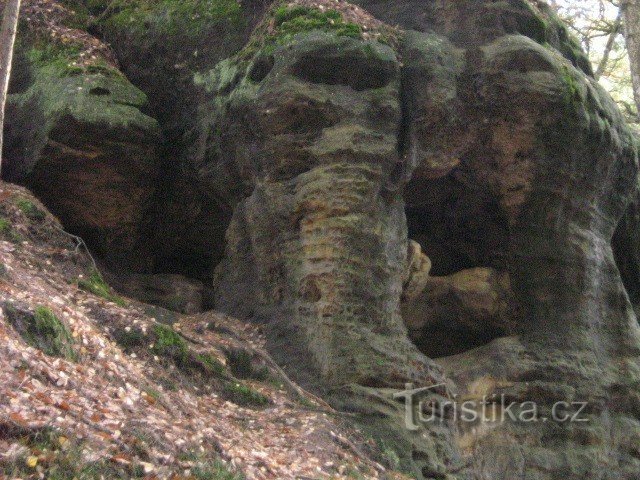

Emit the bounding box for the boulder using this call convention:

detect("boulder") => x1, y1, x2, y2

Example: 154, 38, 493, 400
4, 11, 161, 268
402, 268, 515, 358
108, 272, 206, 314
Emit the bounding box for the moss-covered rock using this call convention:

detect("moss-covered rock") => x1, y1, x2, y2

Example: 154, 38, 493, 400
4, 26, 161, 266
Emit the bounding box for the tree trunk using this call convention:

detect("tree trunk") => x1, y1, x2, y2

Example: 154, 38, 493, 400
595, 10, 622, 80
0, 0, 22, 176
622, 0, 640, 119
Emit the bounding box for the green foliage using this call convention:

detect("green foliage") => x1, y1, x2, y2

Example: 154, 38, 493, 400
78, 271, 127, 306
58, 0, 92, 29
16, 198, 46, 221
196, 353, 227, 377
143, 387, 161, 401
562, 65, 582, 105
177, 452, 243, 479
272, 5, 362, 41
378, 440, 401, 469
27, 43, 124, 79
85, 0, 111, 15
222, 382, 270, 407
191, 459, 244, 480
113, 326, 146, 350
33, 306, 77, 360
5, 305, 77, 360
27, 43, 85, 76
151, 324, 229, 379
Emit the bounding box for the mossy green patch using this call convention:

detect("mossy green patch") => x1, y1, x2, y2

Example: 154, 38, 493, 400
190, 460, 244, 480
152, 323, 189, 365
78, 271, 126, 306
196, 353, 227, 377
105, 0, 244, 38
5, 305, 77, 360
562, 65, 582, 106
26, 42, 124, 79
226, 348, 268, 380
16, 198, 46, 221
0, 217, 21, 243
58, 0, 92, 29
176, 451, 244, 479
222, 382, 270, 407
271, 5, 362, 43
112, 326, 146, 350
143, 387, 161, 401
150, 325, 229, 380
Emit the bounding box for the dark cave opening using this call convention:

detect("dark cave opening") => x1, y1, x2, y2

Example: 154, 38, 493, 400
402, 174, 513, 358
404, 175, 510, 276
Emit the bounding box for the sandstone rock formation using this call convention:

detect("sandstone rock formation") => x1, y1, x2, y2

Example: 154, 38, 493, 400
4, 0, 640, 478
402, 267, 515, 358
3, 1, 161, 268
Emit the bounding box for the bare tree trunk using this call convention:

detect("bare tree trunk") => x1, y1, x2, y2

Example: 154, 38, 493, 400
595, 10, 622, 80
0, 0, 22, 176
622, 0, 640, 119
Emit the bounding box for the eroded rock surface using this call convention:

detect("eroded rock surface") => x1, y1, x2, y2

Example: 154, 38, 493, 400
403, 267, 515, 358
4, 0, 640, 479
191, 1, 640, 478
3, 1, 161, 268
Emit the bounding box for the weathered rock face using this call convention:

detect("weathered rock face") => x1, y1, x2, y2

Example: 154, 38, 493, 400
200, 29, 442, 390
191, 1, 640, 478
91, 0, 269, 279
402, 267, 515, 358
3, 3, 161, 268
5, 0, 640, 478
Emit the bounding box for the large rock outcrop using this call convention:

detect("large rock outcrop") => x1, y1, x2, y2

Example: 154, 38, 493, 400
4, 0, 640, 478
191, 1, 640, 478
3, 1, 161, 268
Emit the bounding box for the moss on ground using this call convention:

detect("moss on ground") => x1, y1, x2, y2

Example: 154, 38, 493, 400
177, 451, 244, 479
222, 382, 270, 407
226, 348, 268, 380
58, 0, 92, 30
16, 198, 46, 221
151, 324, 229, 379
112, 326, 146, 350
190, 459, 245, 480
196, 352, 227, 377
0, 217, 22, 243
78, 271, 127, 306
152, 323, 190, 365
5, 305, 77, 360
